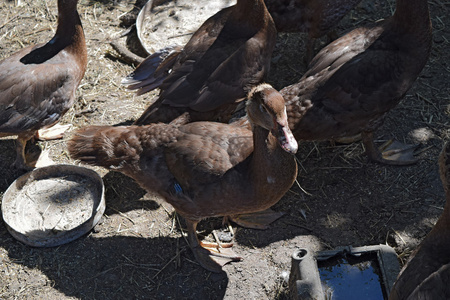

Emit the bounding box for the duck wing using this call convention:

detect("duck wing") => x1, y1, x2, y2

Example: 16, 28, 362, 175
164, 122, 253, 188
0, 44, 81, 134
304, 25, 382, 78
285, 23, 420, 138
158, 8, 275, 112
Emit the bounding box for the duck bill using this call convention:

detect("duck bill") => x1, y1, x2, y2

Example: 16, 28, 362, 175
277, 124, 298, 154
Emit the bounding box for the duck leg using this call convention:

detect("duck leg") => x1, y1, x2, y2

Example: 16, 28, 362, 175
226, 208, 285, 230
333, 133, 362, 144
186, 220, 242, 273
12, 133, 36, 171
362, 131, 418, 165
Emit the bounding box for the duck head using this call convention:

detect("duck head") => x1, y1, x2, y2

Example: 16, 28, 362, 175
247, 83, 298, 154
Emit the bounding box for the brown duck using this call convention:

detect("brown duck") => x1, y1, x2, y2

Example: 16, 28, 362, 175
0, 0, 87, 170
68, 83, 298, 273
389, 142, 450, 299
122, 0, 277, 125
278, 0, 432, 165
264, 0, 363, 62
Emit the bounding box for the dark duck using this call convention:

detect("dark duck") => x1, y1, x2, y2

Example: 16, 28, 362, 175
275, 0, 432, 165
122, 0, 277, 125
0, 0, 87, 170
389, 142, 450, 299
68, 83, 298, 273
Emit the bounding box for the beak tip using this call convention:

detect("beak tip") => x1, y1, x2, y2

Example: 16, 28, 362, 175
286, 143, 298, 155
278, 125, 298, 154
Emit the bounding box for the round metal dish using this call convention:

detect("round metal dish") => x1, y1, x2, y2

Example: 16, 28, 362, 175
2, 164, 105, 247
136, 0, 236, 54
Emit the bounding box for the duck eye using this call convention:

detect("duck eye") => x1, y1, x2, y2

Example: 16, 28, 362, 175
259, 104, 268, 113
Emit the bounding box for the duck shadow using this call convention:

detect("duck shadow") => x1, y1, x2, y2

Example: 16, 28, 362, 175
0, 139, 30, 189
232, 139, 445, 250
0, 139, 444, 299
92, 139, 445, 255
0, 160, 228, 299
0, 229, 229, 299
102, 170, 161, 215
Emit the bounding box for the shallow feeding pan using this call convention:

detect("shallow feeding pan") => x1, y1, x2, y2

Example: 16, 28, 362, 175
2, 164, 105, 247
135, 0, 236, 54
289, 245, 400, 300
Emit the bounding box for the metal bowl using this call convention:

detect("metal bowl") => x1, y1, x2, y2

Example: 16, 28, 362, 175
2, 164, 105, 247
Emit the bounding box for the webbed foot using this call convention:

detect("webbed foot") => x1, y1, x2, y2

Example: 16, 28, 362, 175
36, 124, 72, 140
378, 140, 419, 165
191, 241, 242, 273
228, 209, 285, 230
362, 131, 419, 166
187, 220, 242, 273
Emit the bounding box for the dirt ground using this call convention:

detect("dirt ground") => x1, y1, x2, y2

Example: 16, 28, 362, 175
0, 0, 449, 299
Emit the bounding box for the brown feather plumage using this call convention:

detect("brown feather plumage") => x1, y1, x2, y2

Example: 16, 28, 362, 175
389, 142, 450, 300
0, 0, 87, 170
123, 0, 277, 125
246, 0, 431, 165
68, 83, 298, 272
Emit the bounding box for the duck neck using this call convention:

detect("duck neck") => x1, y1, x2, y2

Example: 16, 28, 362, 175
52, 0, 86, 59
233, 0, 270, 29
252, 125, 279, 161
393, 0, 430, 32
249, 125, 297, 204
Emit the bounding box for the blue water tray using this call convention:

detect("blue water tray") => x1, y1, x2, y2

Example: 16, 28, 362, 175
289, 245, 400, 300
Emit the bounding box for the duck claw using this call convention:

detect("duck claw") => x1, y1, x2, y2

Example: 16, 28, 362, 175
363, 132, 421, 166
379, 140, 420, 165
